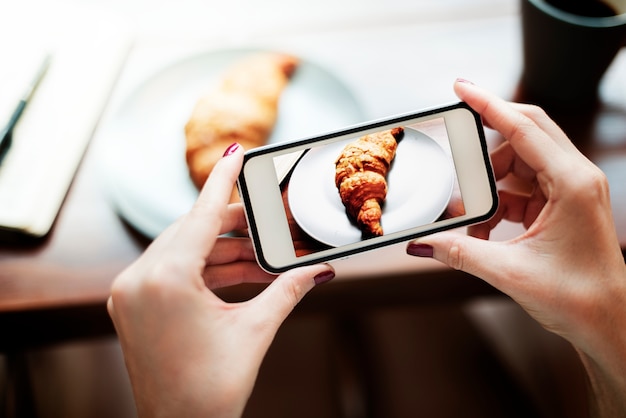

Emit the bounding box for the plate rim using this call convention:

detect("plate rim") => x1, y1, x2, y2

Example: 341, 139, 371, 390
97, 47, 366, 239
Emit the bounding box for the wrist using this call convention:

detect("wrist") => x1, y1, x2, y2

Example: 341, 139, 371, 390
574, 265, 626, 417
577, 349, 626, 418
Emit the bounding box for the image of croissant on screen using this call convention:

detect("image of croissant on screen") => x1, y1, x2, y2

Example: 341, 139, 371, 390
334, 127, 404, 237
185, 52, 299, 191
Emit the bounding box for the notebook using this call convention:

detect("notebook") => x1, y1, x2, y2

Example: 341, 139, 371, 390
0, 19, 130, 241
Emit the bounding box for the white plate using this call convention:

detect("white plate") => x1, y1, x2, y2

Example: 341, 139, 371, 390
287, 127, 455, 247
97, 48, 364, 239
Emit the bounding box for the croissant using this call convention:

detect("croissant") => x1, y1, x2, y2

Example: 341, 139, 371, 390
185, 52, 299, 191
334, 127, 404, 237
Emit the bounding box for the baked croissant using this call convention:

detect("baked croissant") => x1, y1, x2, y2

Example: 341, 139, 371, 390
185, 52, 299, 190
334, 127, 404, 237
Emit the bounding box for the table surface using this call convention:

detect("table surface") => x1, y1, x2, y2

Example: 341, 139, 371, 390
1, 0, 625, 349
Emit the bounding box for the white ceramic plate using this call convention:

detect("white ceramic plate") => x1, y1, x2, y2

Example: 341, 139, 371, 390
287, 127, 455, 247
97, 49, 364, 239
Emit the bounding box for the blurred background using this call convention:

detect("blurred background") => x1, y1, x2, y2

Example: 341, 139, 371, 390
3, 0, 623, 416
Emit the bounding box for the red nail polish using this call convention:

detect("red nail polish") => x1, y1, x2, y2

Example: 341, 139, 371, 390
314, 270, 335, 286
406, 243, 434, 257
223, 142, 240, 157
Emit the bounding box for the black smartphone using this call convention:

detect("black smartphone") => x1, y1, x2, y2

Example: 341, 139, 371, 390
238, 102, 498, 273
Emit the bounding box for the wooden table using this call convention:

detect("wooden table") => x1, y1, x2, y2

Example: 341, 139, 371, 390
1, 2, 625, 352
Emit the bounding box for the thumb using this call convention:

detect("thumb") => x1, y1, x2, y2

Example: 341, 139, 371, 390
251, 264, 335, 327
406, 231, 514, 291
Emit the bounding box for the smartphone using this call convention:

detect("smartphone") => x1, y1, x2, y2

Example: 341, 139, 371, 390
238, 102, 498, 273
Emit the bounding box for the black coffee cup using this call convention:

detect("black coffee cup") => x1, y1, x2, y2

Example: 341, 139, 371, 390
520, 0, 626, 110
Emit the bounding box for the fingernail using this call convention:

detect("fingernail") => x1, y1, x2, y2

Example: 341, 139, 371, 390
455, 78, 474, 85
314, 270, 335, 286
406, 243, 434, 257
223, 142, 240, 157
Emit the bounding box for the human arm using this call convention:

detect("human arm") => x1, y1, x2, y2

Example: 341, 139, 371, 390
107, 143, 335, 418
407, 80, 626, 417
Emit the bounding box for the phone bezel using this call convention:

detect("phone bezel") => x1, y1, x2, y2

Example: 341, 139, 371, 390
238, 101, 498, 273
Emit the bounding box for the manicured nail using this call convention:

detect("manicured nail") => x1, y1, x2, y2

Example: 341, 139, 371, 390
406, 243, 434, 257
455, 78, 474, 85
314, 270, 335, 286
223, 142, 240, 157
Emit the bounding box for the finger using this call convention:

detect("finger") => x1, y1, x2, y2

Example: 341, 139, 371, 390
106, 296, 117, 322
112, 218, 188, 288
248, 264, 335, 326
510, 103, 571, 148
454, 80, 565, 178
490, 141, 536, 183
473, 95, 580, 168
406, 232, 523, 295
133, 219, 182, 261
221, 203, 249, 235
132, 188, 246, 268
174, 144, 245, 256
479, 101, 566, 145
128, 201, 238, 271
206, 237, 256, 266
203, 261, 276, 289
467, 189, 543, 239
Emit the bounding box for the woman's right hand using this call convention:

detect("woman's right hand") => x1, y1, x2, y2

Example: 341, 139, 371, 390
407, 80, 626, 417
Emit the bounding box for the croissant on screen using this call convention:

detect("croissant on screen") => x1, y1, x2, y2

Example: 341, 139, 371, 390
184, 52, 299, 193
334, 127, 404, 237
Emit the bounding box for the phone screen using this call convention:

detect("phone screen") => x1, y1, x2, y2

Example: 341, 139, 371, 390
272, 116, 465, 257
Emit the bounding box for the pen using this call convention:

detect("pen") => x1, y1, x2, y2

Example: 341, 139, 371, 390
0, 55, 51, 163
